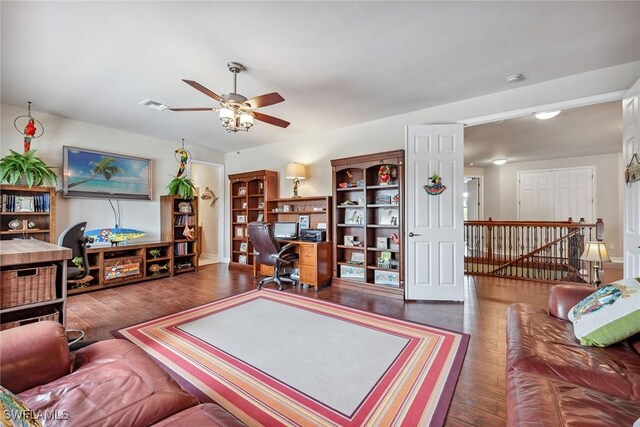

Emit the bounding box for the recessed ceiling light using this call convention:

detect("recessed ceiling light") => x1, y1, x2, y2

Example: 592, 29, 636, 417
505, 74, 524, 83
493, 159, 507, 166
139, 99, 170, 111
535, 110, 561, 120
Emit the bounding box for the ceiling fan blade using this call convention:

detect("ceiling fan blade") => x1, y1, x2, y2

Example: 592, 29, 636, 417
182, 79, 222, 102
169, 107, 215, 111
245, 92, 285, 109
253, 111, 290, 128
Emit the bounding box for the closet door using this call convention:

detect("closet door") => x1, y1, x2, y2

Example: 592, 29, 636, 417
518, 171, 553, 221
554, 167, 594, 223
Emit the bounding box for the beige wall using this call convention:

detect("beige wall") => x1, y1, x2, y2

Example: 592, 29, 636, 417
483, 152, 623, 258
1, 104, 224, 241
223, 62, 640, 260
191, 162, 221, 258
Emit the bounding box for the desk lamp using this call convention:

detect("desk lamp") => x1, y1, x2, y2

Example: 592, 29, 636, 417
286, 163, 306, 198
580, 241, 611, 287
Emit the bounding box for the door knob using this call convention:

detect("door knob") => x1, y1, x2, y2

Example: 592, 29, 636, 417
408, 232, 421, 237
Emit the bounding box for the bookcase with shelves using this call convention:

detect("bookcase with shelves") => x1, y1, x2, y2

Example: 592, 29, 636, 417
228, 170, 278, 270
0, 185, 55, 244
160, 195, 199, 275
331, 150, 404, 298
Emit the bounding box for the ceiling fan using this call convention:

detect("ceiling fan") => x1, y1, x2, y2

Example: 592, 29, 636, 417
170, 62, 290, 133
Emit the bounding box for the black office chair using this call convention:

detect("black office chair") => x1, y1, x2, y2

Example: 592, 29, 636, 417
248, 222, 299, 291
58, 222, 91, 284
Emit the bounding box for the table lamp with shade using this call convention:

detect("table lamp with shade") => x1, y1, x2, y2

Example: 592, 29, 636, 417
580, 241, 611, 287
286, 163, 306, 198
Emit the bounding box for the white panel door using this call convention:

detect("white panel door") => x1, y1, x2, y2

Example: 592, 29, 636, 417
554, 167, 594, 223
518, 171, 553, 220
405, 125, 464, 301
623, 78, 640, 277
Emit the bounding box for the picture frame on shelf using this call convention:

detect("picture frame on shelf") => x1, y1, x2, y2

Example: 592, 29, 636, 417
238, 255, 247, 264
376, 237, 388, 249
375, 194, 392, 205
258, 201, 264, 208
256, 213, 264, 222
237, 215, 246, 223
235, 227, 244, 238
317, 222, 327, 229
345, 208, 363, 225
350, 252, 365, 265
299, 215, 310, 230
242, 202, 248, 209
16, 197, 34, 212
344, 235, 357, 246
239, 242, 248, 252
374, 270, 399, 287
340, 265, 365, 279
379, 208, 397, 225
238, 187, 247, 196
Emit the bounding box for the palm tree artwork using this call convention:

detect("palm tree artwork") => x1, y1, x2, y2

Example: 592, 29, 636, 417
67, 157, 124, 188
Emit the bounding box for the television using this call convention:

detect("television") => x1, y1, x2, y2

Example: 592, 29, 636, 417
62, 146, 152, 200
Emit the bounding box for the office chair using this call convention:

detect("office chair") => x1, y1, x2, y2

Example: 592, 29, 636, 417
248, 222, 299, 291
58, 222, 91, 285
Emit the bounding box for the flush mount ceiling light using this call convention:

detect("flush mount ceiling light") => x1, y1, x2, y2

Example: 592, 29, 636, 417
535, 110, 561, 120
493, 159, 507, 165
170, 62, 290, 133
505, 74, 524, 83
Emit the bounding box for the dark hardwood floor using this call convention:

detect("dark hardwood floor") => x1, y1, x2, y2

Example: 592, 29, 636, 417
67, 263, 623, 426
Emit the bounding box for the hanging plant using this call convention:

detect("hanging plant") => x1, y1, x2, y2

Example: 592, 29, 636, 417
166, 175, 196, 199
0, 150, 57, 187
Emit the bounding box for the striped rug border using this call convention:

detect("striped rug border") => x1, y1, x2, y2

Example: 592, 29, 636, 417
113, 289, 469, 426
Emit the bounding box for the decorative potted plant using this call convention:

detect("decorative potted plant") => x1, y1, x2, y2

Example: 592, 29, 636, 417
0, 150, 57, 187
166, 175, 196, 199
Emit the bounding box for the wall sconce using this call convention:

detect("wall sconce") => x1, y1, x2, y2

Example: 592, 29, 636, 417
580, 241, 611, 287
286, 163, 306, 198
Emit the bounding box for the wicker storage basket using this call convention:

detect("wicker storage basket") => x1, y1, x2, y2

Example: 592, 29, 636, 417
0, 264, 57, 309
0, 310, 59, 331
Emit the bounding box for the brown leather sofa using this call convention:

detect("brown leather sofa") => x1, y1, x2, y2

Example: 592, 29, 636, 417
0, 321, 245, 426
506, 284, 640, 426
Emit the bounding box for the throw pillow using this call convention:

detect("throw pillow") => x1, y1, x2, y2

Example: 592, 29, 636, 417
0, 385, 41, 427
568, 279, 640, 347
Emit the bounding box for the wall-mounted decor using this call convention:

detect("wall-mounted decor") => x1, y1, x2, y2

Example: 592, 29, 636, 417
62, 146, 152, 200
625, 153, 640, 184
423, 174, 446, 196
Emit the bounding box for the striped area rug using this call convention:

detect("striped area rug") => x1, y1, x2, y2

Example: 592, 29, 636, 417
114, 290, 469, 426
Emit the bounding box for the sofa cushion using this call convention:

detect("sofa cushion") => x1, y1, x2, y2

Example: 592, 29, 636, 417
152, 403, 246, 426
507, 303, 640, 401
18, 340, 197, 427
1, 385, 42, 427
506, 369, 640, 427
568, 280, 640, 346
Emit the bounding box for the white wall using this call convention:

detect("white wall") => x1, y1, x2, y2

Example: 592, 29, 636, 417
191, 162, 221, 259
223, 62, 640, 259
483, 153, 622, 257
1, 104, 224, 242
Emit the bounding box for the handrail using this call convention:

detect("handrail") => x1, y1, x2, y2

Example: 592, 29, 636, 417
464, 218, 603, 283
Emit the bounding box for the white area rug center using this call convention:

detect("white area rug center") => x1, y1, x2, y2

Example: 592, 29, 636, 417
178, 298, 409, 415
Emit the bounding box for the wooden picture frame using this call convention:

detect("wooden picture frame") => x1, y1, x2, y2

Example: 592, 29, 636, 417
237, 215, 246, 223
299, 215, 310, 230
239, 242, 248, 252
235, 226, 244, 238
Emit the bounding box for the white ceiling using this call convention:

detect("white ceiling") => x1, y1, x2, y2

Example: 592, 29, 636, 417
1, 2, 639, 154
465, 101, 623, 167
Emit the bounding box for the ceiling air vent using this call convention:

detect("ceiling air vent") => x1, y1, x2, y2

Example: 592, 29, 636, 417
139, 99, 170, 111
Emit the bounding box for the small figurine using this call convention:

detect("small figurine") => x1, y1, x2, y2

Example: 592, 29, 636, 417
378, 165, 391, 185
346, 170, 353, 186
183, 225, 195, 240
175, 148, 190, 177
23, 118, 37, 153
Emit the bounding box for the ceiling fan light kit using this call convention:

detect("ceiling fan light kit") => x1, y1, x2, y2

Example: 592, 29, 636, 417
171, 61, 289, 133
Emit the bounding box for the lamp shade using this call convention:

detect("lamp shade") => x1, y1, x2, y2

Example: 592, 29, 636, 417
286, 163, 306, 179
580, 241, 611, 262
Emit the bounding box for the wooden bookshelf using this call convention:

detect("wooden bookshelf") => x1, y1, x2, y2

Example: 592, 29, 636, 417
0, 185, 56, 243
160, 195, 199, 275
265, 196, 333, 241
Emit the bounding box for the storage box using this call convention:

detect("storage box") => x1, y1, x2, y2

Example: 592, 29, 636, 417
104, 257, 142, 281
340, 265, 365, 279
0, 264, 56, 309
374, 270, 400, 287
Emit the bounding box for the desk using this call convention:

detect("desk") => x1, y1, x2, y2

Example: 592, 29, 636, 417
254, 240, 332, 290
0, 240, 70, 329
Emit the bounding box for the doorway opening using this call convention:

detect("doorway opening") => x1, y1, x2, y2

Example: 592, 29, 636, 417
190, 161, 224, 266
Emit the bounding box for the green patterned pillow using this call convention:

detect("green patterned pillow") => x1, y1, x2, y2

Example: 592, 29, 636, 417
0, 385, 41, 427
568, 279, 640, 347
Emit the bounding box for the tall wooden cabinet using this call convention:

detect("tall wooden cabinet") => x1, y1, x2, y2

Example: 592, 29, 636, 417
0, 185, 56, 243
228, 170, 278, 271
331, 150, 404, 299
160, 195, 199, 275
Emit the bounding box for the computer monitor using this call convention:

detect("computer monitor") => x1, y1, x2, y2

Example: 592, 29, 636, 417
273, 222, 298, 239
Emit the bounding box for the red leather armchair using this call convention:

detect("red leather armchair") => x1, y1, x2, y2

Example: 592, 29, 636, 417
506, 284, 640, 426
0, 321, 244, 426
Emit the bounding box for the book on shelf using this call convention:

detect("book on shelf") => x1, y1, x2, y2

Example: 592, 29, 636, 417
2, 193, 50, 213
174, 242, 191, 255
174, 215, 194, 226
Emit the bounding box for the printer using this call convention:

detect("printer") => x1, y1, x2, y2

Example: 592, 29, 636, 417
300, 228, 326, 242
